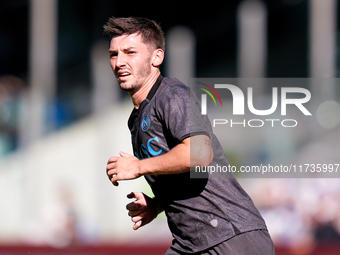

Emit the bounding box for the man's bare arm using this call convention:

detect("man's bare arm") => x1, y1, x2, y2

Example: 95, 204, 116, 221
106, 134, 213, 186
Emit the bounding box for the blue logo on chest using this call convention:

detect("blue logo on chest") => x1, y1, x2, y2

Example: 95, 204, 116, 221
135, 115, 163, 159
135, 136, 163, 159
141, 115, 150, 131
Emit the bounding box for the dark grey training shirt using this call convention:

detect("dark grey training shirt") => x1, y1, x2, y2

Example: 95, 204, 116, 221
128, 75, 267, 253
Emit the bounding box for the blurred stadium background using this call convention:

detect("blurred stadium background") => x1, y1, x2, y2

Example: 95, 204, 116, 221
1, 0, 340, 254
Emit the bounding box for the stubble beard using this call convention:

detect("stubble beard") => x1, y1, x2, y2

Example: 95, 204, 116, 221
119, 61, 152, 93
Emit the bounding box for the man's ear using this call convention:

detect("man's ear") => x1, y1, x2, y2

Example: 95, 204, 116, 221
151, 49, 164, 67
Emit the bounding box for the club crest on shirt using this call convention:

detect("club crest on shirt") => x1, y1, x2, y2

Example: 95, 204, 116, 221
141, 115, 150, 131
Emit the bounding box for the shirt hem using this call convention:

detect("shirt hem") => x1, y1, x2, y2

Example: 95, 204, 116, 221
179, 131, 210, 142
170, 227, 268, 254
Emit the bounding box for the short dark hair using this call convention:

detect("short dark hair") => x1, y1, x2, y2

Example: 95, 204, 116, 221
103, 16, 165, 51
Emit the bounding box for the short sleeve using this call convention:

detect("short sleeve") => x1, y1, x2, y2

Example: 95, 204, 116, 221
155, 83, 210, 143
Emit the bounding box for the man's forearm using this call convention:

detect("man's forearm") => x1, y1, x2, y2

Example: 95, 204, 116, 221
106, 135, 213, 186
137, 135, 213, 176
138, 141, 190, 176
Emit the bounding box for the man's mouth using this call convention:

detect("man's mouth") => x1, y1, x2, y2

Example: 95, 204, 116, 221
117, 71, 131, 79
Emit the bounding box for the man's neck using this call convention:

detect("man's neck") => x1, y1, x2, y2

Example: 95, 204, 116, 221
129, 70, 161, 109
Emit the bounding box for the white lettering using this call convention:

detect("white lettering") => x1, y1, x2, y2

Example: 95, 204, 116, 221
214, 84, 245, 115
281, 119, 298, 127
248, 87, 278, 115
248, 119, 264, 127
230, 119, 246, 127
213, 119, 228, 127
281, 87, 312, 116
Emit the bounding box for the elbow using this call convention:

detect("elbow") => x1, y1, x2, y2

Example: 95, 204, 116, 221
199, 151, 214, 167
188, 135, 214, 167
192, 148, 214, 167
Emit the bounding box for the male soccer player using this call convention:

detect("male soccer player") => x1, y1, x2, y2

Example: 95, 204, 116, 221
104, 17, 275, 255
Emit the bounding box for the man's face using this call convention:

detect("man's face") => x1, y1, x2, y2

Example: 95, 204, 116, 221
109, 33, 154, 93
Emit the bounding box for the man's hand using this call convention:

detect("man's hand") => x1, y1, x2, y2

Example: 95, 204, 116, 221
126, 192, 158, 230
106, 135, 213, 185
106, 151, 141, 186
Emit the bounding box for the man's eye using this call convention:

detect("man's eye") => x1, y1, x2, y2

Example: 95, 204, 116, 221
110, 53, 117, 58
128, 51, 136, 55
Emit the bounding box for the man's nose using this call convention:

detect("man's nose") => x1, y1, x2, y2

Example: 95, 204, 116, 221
116, 52, 127, 67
